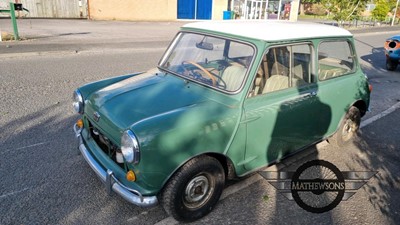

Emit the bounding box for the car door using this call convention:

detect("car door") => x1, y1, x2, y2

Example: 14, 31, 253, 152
316, 39, 359, 136
241, 43, 332, 171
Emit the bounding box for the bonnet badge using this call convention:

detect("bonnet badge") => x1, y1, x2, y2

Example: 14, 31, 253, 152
93, 112, 101, 122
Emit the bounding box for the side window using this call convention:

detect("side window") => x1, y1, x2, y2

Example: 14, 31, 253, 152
228, 41, 254, 68
318, 40, 355, 81
249, 43, 312, 97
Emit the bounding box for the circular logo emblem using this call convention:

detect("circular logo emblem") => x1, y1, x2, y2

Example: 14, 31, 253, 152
291, 160, 345, 213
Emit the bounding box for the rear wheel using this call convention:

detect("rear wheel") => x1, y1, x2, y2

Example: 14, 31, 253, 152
386, 58, 398, 71
329, 106, 360, 147
161, 155, 225, 222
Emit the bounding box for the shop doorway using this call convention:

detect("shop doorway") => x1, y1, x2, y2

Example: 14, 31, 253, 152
233, 0, 290, 20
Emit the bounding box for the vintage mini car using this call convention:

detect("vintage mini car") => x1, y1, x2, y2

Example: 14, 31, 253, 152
73, 21, 371, 222
384, 35, 400, 71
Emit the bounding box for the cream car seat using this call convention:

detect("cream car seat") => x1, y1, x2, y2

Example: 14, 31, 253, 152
221, 65, 247, 91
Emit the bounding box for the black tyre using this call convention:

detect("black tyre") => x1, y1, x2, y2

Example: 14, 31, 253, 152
386, 58, 398, 71
329, 106, 361, 147
161, 155, 225, 222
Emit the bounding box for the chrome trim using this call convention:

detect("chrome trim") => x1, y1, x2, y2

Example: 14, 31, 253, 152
106, 169, 113, 195
73, 89, 84, 114
73, 123, 83, 138
121, 130, 140, 164
93, 111, 101, 122
106, 170, 144, 202
75, 129, 158, 207
74, 124, 83, 155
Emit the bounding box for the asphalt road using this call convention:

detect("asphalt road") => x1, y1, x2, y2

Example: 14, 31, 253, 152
0, 19, 184, 54
0, 20, 400, 225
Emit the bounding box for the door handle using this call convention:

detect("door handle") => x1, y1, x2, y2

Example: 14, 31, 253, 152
309, 91, 317, 96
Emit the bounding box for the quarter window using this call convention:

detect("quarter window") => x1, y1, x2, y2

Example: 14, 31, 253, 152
318, 41, 355, 81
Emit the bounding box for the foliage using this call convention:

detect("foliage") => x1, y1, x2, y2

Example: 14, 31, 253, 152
372, 0, 390, 21
389, 0, 398, 11
321, 0, 369, 26
389, 0, 400, 19
312, 3, 327, 16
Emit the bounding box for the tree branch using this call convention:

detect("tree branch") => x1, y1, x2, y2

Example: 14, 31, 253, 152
345, 0, 361, 21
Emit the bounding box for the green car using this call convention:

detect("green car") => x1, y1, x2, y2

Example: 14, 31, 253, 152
73, 21, 371, 222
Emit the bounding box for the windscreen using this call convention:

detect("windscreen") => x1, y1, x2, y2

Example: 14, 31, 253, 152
159, 33, 255, 92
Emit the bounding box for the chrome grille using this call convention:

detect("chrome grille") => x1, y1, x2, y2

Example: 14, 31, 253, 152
86, 119, 124, 168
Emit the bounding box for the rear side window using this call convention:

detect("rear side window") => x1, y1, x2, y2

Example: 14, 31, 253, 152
318, 41, 355, 81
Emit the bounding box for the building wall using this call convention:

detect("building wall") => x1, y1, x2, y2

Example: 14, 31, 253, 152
1, 0, 88, 18
89, 0, 177, 21
89, 0, 227, 21
213, 0, 227, 20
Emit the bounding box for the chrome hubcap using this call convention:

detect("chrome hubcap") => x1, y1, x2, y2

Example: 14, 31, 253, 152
184, 175, 212, 208
342, 119, 355, 141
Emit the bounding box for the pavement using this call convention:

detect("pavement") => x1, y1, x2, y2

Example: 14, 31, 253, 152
1, 18, 400, 57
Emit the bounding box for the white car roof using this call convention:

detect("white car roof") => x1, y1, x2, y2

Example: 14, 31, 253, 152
182, 20, 352, 41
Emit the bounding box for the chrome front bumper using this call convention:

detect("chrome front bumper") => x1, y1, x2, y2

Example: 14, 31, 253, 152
74, 125, 158, 207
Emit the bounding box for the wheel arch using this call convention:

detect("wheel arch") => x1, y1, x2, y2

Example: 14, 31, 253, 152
160, 152, 236, 195
352, 99, 368, 117
330, 100, 366, 139
328, 103, 362, 146
204, 152, 236, 180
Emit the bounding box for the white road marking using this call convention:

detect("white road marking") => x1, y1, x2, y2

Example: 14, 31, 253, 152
16, 142, 48, 150
154, 216, 178, 225
361, 101, 400, 128
126, 210, 150, 222
1, 141, 48, 155
154, 103, 400, 225
0, 188, 30, 200
0, 142, 48, 199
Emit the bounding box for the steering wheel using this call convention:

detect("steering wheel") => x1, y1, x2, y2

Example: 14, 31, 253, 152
214, 75, 227, 89
182, 61, 217, 86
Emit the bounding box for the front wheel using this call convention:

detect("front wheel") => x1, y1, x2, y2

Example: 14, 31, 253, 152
329, 106, 361, 147
386, 58, 398, 71
161, 155, 225, 222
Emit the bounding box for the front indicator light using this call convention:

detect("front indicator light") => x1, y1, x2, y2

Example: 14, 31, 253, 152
76, 119, 84, 128
74, 119, 84, 137
126, 170, 136, 182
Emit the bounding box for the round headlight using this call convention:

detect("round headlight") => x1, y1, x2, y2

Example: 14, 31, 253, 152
73, 89, 84, 114
121, 130, 140, 164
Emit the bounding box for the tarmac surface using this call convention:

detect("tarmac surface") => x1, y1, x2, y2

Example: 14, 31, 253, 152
0, 19, 184, 55
1, 18, 400, 56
